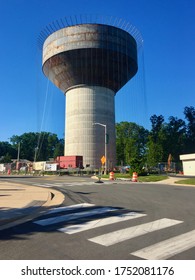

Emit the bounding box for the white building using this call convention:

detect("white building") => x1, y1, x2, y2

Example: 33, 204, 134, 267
180, 153, 195, 176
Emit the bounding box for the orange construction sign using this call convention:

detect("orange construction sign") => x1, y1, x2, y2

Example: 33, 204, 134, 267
101, 156, 106, 165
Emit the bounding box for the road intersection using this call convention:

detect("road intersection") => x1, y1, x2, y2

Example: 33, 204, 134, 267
0, 175, 195, 260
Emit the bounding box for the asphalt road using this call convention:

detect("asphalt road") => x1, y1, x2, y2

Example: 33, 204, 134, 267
0, 175, 195, 260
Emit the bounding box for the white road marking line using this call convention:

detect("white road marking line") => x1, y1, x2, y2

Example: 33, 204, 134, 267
44, 183, 64, 186
131, 229, 195, 259
40, 182, 92, 187
33, 183, 61, 187
33, 184, 52, 188
33, 181, 101, 188
65, 182, 95, 186
43, 184, 64, 188
33, 183, 66, 188
47, 203, 95, 214
88, 218, 183, 246
59, 212, 147, 234
34, 206, 118, 226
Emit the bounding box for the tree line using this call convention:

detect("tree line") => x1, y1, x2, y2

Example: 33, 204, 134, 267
116, 106, 195, 173
0, 106, 195, 171
0, 132, 64, 163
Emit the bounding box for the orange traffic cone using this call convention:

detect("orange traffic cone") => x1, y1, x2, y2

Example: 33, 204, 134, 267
132, 172, 138, 182
109, 171, 115, 180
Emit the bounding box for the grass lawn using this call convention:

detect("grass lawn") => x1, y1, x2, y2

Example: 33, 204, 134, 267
138, 175, 169, 182
175, 178, 195, 185
100, 173, 195, 185
101, 173, 169, 182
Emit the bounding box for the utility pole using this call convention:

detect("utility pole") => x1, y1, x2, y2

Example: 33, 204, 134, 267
34, 147, 38, 162
17, 142, 20, 162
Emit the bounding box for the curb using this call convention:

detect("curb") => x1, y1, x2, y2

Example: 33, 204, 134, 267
0, 187, 65, 231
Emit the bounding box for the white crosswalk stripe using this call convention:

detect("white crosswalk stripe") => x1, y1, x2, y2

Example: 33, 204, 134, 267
59, 212, 147, 234
47, 203, 95, 214
32, 203, 195, 259
33, 181, 112, 188
33, 182, 98, 188
88, 218, 183, 246
33, 183, 53, 188
131, 229, 195, 259
34, 206, 118, 226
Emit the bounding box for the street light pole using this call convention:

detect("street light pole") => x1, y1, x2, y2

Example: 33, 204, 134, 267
17, 142, 20, 162
93, 122, 107, 173
17, 141, 20, 172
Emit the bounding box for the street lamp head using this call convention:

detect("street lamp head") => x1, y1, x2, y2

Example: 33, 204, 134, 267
93, 122, 106, 128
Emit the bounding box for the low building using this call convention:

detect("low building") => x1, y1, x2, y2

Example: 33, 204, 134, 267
179, 153, 195, 176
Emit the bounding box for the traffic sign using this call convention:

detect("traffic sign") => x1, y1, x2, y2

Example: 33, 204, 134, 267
101, 156, 106, 165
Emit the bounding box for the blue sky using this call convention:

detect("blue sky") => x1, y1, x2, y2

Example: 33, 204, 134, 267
1, 0, 195, 142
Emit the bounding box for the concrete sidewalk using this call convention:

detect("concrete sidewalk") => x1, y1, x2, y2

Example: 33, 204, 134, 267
0, 181, 65, 230
149, 177, 182, 185
148, 176, 195, 186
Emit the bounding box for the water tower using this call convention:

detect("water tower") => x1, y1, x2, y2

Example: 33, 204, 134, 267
40, 17, 141, 169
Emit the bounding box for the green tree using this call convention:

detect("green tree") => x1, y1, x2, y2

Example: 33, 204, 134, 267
0, 141, 17, 162
0, 152, 12, 163
146, 115, 165, 167
116, 121, 148, 167
10, 132, 64, 161
161, 116, 186, 162
150, 114, 164, 142
128, 157, 144, 175
184, 106, 195, 153
146, 135, 164, 167
10, 133, 38, 161
53, 138, 64, 158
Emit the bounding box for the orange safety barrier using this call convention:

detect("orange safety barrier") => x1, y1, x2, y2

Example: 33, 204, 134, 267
109, 171, 115, 180
132, 172, 138, 182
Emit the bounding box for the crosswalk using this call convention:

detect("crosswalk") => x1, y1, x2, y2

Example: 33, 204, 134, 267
33, 203, 195, 259
88, 218, 183, 246
59, 211, 146, 234
32, 181, 110, 188
131, 230, 195, 260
